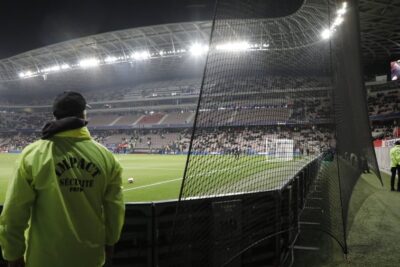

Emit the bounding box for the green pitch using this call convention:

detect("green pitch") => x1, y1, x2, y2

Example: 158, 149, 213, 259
0, 153, 187, 203
0, 153, 304, 203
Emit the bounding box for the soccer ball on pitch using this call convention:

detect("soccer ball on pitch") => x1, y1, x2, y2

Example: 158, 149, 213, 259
128, 177, 134, 184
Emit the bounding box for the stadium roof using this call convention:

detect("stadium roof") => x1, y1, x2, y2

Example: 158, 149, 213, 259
0, 0, 398, 84
359, 0, 400, 61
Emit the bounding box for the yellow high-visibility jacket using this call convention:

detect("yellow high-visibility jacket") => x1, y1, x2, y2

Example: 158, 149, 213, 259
390, 144, 400, 168
0, 127, 125, 267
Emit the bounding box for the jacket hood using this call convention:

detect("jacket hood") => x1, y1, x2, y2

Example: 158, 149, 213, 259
41, 117, 88, 139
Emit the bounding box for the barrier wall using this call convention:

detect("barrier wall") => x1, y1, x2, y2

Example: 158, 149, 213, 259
375, 147, 390, 174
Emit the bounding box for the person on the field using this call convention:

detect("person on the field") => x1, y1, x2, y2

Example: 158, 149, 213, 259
0, 91, 125, 267
234, 147, 241, 159
390, 140, 400, 191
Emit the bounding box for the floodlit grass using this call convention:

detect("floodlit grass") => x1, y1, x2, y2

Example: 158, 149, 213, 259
0, 153, 307, 202
182, 155, 310, 196
0, 154, 17, 204
0, 153, 187, 203
294, 172, 400, 266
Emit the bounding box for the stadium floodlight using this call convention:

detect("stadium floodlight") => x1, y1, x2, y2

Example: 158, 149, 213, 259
104, 56, 118, 63
19, 70, 35, 78
79, 58, 100, 68
189, 43, 209, 56
216, 41, 250, 52
321, 2, 347, 41
333, 16, 344, 27
131, 51, 151, 60
42, 65, 61, 73
321, 29, 333, 39
336, 2, 347, 16
337, 7, 346, 16
159, 50, 165, 56
60, 64, 70, 70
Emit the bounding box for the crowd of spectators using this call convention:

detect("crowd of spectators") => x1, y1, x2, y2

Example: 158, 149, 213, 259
0, 125, 333, 156
0, 111, 51, 130
0, 132, 39, 152
368, 90, 400, 116
0, 79, 398, 150
290, 99, 332, 121
192, 125, 332, 155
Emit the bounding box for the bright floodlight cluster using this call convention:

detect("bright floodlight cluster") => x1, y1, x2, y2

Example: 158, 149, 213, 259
17, 40, 271, 80
17, 2, 348, 80
321, 2, 347, 40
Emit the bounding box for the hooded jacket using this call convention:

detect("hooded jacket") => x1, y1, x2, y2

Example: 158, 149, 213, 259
0, 126, 124, 267
390, 144, 400, 168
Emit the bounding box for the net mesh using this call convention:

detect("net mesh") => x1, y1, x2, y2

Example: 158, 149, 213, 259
172, 0, 381, 265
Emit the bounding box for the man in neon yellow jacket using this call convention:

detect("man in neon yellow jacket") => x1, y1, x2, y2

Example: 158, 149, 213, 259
0, 91, 125, 267
390, 140, 400, 191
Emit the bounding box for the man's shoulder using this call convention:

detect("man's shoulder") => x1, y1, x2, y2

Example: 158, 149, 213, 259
91, 140, 114, 156
21, 139, 52, 154
90, 140, 122, 170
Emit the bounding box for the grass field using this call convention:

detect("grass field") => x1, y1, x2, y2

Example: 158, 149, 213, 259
0, 153, 312, 203
0, 153, 187, 203
295, 172, 400, 267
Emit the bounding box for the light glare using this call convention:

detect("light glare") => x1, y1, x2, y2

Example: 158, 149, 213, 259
189, 43, 208, 56
216, 41, 250, 51
321, 1, 347, 40
79, 58, 100, 68
42, 65, 61, 73
104, 56, 118, 63
321, 29, 332, 39
333, 16, 344, 26
131, 51, 150, 60
61, 64, 70, 70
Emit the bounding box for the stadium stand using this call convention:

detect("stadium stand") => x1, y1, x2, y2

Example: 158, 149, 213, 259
366, 81, 400, 141
0, 124, 333, 156
0, 79, 398, 151
136, 113, 166, 124
113, 114, 144, 126
159, 112, 194, 125
368, 90, 400, 115
0, 80, 398, 150
88, 114, 122, 127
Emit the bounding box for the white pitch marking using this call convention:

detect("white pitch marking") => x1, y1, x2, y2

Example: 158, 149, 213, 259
123, 167, 183, 170
123, 178, 182, 192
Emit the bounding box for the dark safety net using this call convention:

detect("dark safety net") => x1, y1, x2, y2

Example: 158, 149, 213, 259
170, 0, 381, 266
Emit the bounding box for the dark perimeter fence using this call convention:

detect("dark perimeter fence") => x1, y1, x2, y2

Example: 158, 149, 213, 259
172, 0, 381, 266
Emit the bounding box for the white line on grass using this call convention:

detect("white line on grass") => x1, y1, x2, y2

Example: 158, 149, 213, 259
123, 178, 182, 192
123, 167, 183, 170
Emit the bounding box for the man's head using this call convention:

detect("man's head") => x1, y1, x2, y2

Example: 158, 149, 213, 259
395, 140, 400, 146
53, 91, 88, 120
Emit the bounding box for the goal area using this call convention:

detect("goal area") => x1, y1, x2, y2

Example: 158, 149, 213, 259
265, 138, 294, 161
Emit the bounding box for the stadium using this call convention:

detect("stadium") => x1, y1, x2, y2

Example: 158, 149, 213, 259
0, 0, 399, 266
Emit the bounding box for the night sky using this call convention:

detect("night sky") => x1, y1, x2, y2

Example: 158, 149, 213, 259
0, 0, 215, 59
